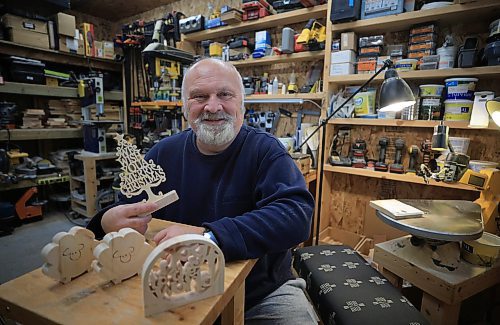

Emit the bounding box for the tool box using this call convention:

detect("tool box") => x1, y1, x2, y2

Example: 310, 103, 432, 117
242, 0, 275, 21
5, 56, 46, 84
1, 14, 50, 49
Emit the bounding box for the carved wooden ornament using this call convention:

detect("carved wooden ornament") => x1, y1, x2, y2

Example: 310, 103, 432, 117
92, 228, 153, 284
142, 234, 225, 317
114, 134, 179, 216
41, 226, 98, 284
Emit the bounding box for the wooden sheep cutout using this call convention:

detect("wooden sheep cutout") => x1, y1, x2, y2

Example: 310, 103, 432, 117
142, 234, 225, 317
115, 134, 179, 216
92, 228, 153, 284
41, 226, 98, 284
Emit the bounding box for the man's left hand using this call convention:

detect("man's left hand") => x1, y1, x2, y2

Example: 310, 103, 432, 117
153, 224, 205, 244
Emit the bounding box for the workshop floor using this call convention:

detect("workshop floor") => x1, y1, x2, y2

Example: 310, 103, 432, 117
0, 210, 78, 284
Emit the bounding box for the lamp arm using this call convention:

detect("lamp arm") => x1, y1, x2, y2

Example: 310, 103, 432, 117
298, 59, 392, 151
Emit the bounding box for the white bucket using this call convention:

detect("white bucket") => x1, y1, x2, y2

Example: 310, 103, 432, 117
469, 91, 495, 128
445, 78, 478, 100
444, 100, 473, 121
437, 46, 456, 69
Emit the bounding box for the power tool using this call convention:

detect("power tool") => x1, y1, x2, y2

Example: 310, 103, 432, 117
351, 139, 367, 168
374, 137, 389, 172
296, 19, 326, 51
329, 128, 351, 166
407, 145, 419, 174
421, 139, 437, 174
389, 138, 405, 174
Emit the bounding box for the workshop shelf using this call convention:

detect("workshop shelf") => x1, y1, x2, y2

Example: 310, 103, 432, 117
0, 82, 123, 100
0, 128, 82, 141
324, 166, 478, 191
232, 51, 325, 67
328, 119, 498, 130
181, 4, 328, 42
245, 93, 324, 100
0, 40, 121, 72
328, 66, 500, 85
329, 0, 500, 34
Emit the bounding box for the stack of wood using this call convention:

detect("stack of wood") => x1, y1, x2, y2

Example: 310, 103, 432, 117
90, 104, 121, 121
21, 108, 45, 128
47, 99, 81, 128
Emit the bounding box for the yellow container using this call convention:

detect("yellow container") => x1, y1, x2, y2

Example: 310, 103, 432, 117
444, 100, 473, 121
461, 232, 500, 267
353, 91, 375, 116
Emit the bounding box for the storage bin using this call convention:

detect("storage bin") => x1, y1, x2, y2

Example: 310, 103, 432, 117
445, 78, 478, 100
444, 100, 473, 121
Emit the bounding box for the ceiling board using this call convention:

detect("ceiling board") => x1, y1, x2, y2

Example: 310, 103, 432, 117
71, 0, 177, 21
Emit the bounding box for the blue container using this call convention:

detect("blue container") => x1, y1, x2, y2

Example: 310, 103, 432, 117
445, 78, 478, 100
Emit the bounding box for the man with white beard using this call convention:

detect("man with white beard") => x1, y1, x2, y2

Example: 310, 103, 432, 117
87, 58, 316, 323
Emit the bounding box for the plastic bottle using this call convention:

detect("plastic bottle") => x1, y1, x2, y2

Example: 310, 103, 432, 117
272, 77, 279, 95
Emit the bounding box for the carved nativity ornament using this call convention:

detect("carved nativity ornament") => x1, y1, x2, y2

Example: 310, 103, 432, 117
114, 133, 178, 215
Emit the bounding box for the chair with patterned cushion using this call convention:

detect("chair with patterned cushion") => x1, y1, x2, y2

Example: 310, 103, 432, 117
293, 245, 429, 325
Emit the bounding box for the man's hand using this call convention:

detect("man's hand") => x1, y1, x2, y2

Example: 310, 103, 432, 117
101, 202, 158, 234
153, 224, 205, 244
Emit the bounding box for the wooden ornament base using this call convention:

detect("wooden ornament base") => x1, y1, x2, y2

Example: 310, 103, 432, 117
138, 190, 179, 217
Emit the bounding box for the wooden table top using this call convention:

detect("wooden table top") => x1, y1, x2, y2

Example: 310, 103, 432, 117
0, 219, 256, 324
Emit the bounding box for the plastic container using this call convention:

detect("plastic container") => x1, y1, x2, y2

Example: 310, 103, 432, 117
419, 84, 444, 97
353, 91, 376, 116
448, 137, 470, 154
445, 78, 478, 100
462, 232, 500, 267
437, 46, 457, 69
395, 59, 418, 71
418, 97, 442, 120
468, 160, 498, 172
444, 100, 473, 121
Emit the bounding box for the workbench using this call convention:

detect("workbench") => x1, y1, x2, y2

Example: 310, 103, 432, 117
373, 236, 500, 325
0, 219, 257, 324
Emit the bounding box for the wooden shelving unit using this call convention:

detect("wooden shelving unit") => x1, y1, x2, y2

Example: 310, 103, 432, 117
328, 66, 500, 84
182, 4, 328, 42
324, 166, 478, 191
0, 40, 121, 72
245, 93, 324, 100
0, 82, 123, 100
328, 118, 498, 130
0, 128, 82, 141
232, 51, 325, 67
330, 0, 500, 34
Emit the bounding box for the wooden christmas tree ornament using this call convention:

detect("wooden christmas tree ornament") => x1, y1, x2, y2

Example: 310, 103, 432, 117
92, 228, 153, 284
115, 134, 179, 216
41, 226, 99, 283
141, 234, 225, 317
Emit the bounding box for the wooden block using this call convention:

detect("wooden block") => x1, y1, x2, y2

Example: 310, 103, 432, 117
291, 153, 311, 175
41, 226, 99, 283
142, 234, 225, 317
221, 11, 243, 24
92, 228, 153, 284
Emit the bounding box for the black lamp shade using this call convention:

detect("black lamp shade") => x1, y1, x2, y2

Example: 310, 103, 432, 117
378, 69, 416, 112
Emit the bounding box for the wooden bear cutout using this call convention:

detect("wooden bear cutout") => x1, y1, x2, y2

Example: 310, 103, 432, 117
41, 226, 98, 283
92, 228, 153, 284
142, 234, 225, 317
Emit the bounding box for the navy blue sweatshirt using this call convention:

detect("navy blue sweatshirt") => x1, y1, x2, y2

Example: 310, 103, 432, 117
87, 125, 314, 309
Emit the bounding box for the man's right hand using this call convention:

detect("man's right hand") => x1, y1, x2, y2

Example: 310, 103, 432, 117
101, 202, 158, 234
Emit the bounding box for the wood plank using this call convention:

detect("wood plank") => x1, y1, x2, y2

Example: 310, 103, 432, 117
0, 128, 82, 141
330, 0, 500, 34
232, 51, 325, 67
324, 166, 479, 191
245, 93, 324, 100
0, 220, 256, 325
182, 5, 328, 42
221, 282, 245, 325
328, 66, 500, 84
0, 40, 121, 72
328, 118, 498, 130
0, 82, 123, 100
421, 293, 461, 325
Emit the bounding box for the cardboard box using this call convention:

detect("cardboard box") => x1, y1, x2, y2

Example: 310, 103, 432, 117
58, 29, 80, 54
1, 14, 47, 34
80, 23, 95, 57
341, 32, 357, 51
330, 50, 356, 64
56, 12, 76, 37
94, 40, 103, 58
330, 62, 355, 76
103, 41, 115, 60
8, 28, 50, 49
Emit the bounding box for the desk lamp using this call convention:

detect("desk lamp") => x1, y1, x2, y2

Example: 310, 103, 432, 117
300, 59, 415, 244
486, 97, 500, 127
